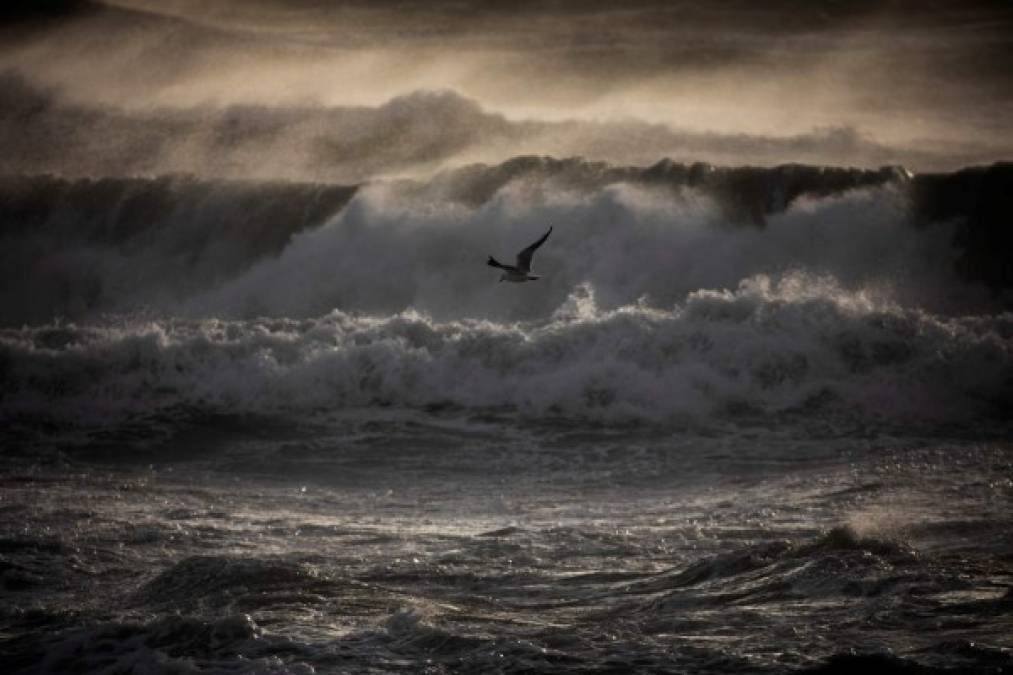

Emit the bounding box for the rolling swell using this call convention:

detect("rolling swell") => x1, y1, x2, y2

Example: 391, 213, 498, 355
8, 524, 1008, 674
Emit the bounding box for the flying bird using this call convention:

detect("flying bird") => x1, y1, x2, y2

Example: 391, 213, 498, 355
487, 227, 552, 283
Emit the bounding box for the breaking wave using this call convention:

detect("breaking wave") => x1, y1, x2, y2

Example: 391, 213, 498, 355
2, 158, 1010, 428
2, 159, 1011, 327
2, 274, 1010, 426
190, 177, 971, 322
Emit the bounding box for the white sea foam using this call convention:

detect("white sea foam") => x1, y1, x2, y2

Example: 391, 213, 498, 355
3, 273, 1009, 425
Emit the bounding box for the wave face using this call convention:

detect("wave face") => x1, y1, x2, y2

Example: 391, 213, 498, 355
2, 160, 1011, 327
0, 174, 356, 325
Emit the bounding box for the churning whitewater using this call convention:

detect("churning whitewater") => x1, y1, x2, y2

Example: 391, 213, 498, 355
3, 274, 1012, 429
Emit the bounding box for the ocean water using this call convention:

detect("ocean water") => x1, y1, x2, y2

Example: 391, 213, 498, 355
1, 161, 1011, 673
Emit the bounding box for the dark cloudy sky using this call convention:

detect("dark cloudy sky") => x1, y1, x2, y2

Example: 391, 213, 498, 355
2, 0, 1011, 176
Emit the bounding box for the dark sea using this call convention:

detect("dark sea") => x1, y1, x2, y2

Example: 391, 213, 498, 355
1, 160, 1011, 673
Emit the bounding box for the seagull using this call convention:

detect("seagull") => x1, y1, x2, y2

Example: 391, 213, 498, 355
487, 227, 552, 283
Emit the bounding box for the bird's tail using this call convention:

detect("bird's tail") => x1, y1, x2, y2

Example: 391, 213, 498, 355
487, 255, 506, 269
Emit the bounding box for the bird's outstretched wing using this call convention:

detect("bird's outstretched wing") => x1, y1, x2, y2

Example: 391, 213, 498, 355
515, 227, 552, 273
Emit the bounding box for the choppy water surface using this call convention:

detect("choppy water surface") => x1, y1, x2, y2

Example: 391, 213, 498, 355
1, 411, 1010, 674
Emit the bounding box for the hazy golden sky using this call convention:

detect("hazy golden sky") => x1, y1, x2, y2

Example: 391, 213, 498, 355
2, 0, 1011, 175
